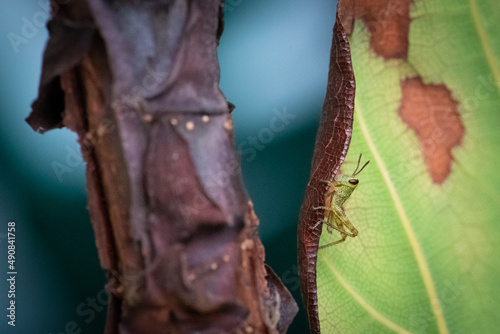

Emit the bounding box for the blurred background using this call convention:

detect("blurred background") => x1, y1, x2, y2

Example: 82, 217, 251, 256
0, 0, 337, 332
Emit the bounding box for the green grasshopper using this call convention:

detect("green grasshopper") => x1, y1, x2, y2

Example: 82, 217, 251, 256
312, 154, 370, 249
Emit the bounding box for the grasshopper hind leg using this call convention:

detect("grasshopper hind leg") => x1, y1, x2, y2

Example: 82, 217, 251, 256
311, 203, 358, 249
319, 233, 348, 249
318, 208, 358, 249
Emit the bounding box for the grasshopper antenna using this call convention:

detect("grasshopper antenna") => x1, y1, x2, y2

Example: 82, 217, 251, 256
353, 154, 370, 176
352, 154, 362, 175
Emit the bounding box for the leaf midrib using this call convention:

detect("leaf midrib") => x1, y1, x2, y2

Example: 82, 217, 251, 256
322, 257, 413, 334
356, 99, 450, 334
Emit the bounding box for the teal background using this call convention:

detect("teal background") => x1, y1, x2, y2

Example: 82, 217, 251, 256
0, 0, 337, 332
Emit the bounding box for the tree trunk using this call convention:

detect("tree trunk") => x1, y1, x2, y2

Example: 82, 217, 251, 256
27, 1, 298, 333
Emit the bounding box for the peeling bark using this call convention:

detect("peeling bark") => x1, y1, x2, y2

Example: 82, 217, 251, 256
27, 1, 297, 333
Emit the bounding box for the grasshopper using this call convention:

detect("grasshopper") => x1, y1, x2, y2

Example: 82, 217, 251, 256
312, 154, 370, 249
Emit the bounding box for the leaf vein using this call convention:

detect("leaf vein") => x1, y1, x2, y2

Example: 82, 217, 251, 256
322, 257, 413, 334
356, 101, 449, 334
469, 0, 500, 98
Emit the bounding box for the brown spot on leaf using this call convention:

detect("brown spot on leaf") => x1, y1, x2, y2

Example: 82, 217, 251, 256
399, 77, 464, 184
340, 0, 413, 59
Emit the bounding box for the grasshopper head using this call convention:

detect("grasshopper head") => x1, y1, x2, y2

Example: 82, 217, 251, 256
337, 174, 360, 190
329, 154, 370, 208
340, 154, 369, 189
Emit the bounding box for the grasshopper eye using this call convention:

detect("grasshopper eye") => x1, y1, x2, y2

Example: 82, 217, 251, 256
348, 179, 358, 185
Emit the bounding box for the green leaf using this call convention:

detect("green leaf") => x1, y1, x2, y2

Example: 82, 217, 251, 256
317, 1, 500, 333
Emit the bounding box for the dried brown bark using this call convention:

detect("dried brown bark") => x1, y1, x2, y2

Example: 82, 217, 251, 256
297, 3, 355, 333
27, 1, 297, 333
